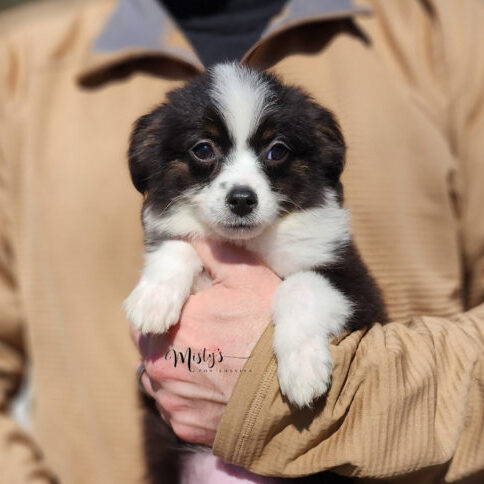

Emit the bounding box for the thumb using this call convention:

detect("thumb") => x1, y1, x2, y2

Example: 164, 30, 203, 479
191, 238, 266, 283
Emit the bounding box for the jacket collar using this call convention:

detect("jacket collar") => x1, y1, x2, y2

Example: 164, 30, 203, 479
78, 0, 371, 86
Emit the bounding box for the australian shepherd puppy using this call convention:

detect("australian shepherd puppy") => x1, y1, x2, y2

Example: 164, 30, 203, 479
124, 63, 386, 483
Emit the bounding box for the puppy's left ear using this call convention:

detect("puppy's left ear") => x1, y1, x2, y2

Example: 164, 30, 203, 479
311, 103, 346, 184
128, 106, 164, 194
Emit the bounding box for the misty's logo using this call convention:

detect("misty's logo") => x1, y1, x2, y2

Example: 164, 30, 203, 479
164, 347, 250, 372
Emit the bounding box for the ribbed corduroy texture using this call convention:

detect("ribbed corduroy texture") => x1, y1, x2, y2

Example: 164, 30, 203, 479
213, 307, 484, 481
0, 0, 484, 483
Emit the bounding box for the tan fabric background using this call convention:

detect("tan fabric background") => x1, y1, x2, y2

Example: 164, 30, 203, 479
0, 0, 483, 482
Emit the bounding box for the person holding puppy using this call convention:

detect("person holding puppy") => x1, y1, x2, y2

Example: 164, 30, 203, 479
0, 0, 483, 483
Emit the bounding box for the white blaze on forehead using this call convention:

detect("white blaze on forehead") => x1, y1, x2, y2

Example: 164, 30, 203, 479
218, 148, 262, 186
197, 64, 280, 239
210, 63, 272, 146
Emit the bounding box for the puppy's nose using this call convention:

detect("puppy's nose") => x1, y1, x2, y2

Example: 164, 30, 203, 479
226, 186, 258, 216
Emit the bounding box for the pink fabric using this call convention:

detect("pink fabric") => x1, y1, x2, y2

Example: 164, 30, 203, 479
181, 452, 282, 483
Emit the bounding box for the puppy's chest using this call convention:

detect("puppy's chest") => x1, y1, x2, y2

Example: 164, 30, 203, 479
154, 203, 350, 277
243, 207, 350, 278
244, 231, 337, 278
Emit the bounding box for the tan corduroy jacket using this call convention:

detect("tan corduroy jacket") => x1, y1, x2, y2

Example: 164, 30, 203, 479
1, 0, 483, 483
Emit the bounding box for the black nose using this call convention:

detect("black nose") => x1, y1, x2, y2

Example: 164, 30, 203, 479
226, 186, 258, 216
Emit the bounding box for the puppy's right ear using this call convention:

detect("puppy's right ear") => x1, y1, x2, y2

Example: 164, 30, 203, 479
128, 107, 163, 194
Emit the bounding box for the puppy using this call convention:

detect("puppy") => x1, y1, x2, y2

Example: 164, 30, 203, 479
125, 63, 387, 483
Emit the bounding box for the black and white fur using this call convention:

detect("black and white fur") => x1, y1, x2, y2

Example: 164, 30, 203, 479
125, 63, 386, 483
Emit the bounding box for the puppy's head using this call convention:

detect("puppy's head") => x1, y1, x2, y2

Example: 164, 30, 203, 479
129, 63, 345, 241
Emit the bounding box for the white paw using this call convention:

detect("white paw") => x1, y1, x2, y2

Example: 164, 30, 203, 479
275, 338, 333, 408
123, 279, 188, 334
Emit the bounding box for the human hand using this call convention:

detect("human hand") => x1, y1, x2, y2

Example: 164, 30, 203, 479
131, 239, 281, 446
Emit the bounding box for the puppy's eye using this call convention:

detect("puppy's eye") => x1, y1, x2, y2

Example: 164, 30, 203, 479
190, 141, 217, 163
266, 141, 290, 165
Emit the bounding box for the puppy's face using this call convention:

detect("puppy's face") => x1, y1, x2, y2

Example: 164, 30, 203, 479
129, 64, 345, 241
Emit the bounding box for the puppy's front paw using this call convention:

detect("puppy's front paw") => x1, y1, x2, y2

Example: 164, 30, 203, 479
124, 279, 188, 334
275, 339, 333, 408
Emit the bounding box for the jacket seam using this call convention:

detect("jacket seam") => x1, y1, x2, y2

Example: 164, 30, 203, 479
234, 357, 278, 465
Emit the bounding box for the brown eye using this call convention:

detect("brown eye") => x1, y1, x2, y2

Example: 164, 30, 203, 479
190, 141, 218, 162
266, 141, 290, 165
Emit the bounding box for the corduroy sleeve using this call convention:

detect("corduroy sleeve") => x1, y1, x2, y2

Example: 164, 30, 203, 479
213, 308, 484, 480
214, 1, 484, 481
0, 33, 56, 484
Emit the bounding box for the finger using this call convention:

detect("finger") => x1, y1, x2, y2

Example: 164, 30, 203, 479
132, 328, 178, 361
192, 239, 263, 282
129, 325, 141, 347
156, 379, 227, 404
170, 421, 215, 446
155, 401, 169, 424
140, 370, 158, 399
